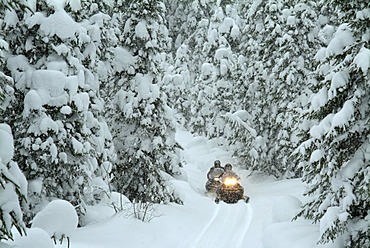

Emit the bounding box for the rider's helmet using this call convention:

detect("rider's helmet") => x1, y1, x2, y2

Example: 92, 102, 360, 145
224, 163, 232, 171
214, 160, 221, 168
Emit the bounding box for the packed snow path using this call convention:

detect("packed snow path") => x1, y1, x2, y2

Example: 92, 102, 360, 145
175, 130, 253, 248
70, 129, 340, 248
177, 202, 252, 248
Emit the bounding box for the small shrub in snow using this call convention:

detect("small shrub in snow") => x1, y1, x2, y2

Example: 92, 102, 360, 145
110, 192, 132, 213
132, 200, 160, 223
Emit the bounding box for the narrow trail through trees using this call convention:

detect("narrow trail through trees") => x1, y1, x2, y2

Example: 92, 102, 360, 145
176, 130, 253, 248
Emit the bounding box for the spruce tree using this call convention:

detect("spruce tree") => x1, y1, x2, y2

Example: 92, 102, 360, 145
186, 11, 212, 136
70, 0, 117, 204
0, 2, 27, 241
226, 0, 268, 171
165, 0, 193, 51
188, 1, 241, 137
209, 4, 242, 138
230, 0, 320, 177
3, 0, 115, 223
108, 0, 181, 204
162, 44, 193, 126
296, 1, 370, 246
166, 0, 219, 135
0, 124, 27, 242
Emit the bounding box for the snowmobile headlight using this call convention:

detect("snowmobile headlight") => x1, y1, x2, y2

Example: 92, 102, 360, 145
224, 177, 238, 186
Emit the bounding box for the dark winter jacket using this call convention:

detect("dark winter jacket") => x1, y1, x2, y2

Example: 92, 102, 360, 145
207, 167, 224, 180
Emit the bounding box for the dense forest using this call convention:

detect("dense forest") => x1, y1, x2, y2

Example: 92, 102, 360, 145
0, 0, 369, 247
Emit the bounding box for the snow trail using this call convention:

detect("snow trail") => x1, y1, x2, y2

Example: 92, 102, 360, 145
195, 202, 252, 248
177, 200, 252, 248
177, 204, 221, 248
65, 129, 329, 248
175, 129, 253, 248
232, 204, 253, 248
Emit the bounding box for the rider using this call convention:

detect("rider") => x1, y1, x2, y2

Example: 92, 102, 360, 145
220, 163, 239, 181
207, 160, 224, 181
205, 160, 225, 193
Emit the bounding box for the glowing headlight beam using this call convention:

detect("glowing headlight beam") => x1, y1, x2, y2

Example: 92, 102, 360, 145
224, 177, 238, 186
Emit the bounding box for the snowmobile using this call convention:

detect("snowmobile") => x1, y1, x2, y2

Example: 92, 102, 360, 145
214, 176, 249, 204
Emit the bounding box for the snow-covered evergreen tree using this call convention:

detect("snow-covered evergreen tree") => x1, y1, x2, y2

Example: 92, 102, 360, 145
3, 0, 115, 223
228, 0, 320, 177
0, 3, 27, 241
69, 0, 117, 204
167, 0, 214, 51
186, 15, 212, 135
0, 124, 27, 242
166, 0, 216, 134
108, 0, 181, 204
263, 1, 320, 177
0, 1, 28, 241
0, 2, 13, 110
296, 1, 370, 246
210, 4, 242, 137
162, 44, 193, 126
165, 0, 191, 51
188, 2, 242, 138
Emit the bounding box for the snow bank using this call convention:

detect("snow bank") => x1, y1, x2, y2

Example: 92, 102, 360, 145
272, 195, 301, 223
81, 192, 130, 226
263, 221, 319, 248
32, 199, 78, 242
5, 227, 54, 248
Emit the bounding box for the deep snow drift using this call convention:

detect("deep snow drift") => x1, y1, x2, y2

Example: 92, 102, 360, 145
5, 129, 343, 248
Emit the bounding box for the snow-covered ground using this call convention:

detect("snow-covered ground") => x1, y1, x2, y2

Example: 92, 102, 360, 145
6, 129, 342, 248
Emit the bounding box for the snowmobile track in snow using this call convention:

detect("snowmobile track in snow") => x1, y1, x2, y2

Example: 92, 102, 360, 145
231, 203, 253, 248
177, 202, 252, 248
177, 203, 221, 248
